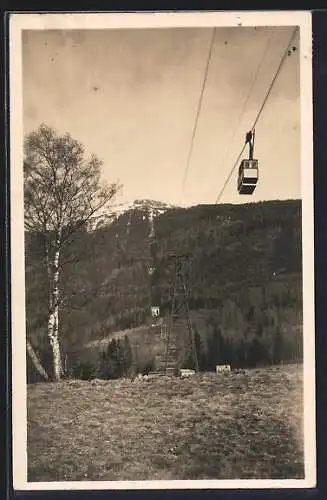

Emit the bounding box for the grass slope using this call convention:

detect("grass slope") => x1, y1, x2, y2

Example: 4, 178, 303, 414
27, 364, 303, 482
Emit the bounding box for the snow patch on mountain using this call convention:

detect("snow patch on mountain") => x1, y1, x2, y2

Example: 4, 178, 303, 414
93, 199, 178, 229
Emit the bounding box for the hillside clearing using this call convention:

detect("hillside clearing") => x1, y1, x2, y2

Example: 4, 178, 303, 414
27, 364, 303, 482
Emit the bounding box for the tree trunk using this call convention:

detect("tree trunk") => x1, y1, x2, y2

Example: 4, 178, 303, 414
48, 247, 62, 381
26, 340, 49, 381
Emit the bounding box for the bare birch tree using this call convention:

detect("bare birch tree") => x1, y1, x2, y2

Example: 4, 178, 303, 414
24, 124, 121, 381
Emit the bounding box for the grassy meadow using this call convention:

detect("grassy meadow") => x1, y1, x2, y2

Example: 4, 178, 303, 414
27, 363, 304, 482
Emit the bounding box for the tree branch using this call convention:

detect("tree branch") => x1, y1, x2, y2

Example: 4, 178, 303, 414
26, 340, 49, 381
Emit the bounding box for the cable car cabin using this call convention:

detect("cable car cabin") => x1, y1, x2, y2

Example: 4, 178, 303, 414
151, 306, 160, 319
237, 159, 258, 195
151, 306, 161, 327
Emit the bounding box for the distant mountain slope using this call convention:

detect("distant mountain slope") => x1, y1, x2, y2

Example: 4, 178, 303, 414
25, 198, 303, 378
95, 198, 178, 228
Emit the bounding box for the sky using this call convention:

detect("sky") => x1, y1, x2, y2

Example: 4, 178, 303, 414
22, 25, 300, 208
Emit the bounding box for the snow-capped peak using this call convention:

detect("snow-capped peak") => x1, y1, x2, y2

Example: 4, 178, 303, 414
110, 199, 177, 217
92, 198, 178, 229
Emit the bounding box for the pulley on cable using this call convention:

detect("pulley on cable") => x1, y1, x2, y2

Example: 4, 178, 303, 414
237, 129, 259, 195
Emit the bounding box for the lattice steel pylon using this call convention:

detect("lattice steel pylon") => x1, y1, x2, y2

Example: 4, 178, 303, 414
164, 254, 199, 374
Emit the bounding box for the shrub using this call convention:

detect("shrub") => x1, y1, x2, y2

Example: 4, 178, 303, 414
73, 360, 97, 380
133, 345, 156, 376
97, 336, 134, 379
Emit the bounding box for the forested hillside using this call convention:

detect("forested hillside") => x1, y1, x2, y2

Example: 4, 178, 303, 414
25, 199, 303, 380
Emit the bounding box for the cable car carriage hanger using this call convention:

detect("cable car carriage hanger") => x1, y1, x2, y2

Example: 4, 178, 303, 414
237, 129, 259, 195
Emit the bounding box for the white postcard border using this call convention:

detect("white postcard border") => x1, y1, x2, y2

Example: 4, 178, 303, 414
9, 10, 315, 491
